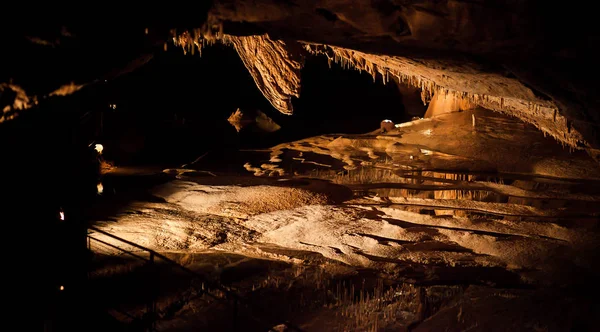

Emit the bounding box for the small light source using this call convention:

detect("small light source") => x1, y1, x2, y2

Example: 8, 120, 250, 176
59, 285, 64, 291
145, 28, 149, 35
59, 210, 65, 221
97, 182, 104, 195
94, 144, 104, 154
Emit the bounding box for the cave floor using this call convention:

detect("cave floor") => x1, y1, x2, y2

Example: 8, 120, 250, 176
87, 109, 600, 331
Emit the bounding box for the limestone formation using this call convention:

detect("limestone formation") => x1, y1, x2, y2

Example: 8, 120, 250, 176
228, 108, 281, 133
424, 91, 475, 118
380, 119, 395, 133
0, 83, 35, 123
225, 35, 303, 115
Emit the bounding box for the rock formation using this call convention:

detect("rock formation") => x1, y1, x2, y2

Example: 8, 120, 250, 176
228, 108, 281, 133
226, 35, 303, 115
424, 91, 475, 118
380, 119, 395, 132
0, 83, 35, 123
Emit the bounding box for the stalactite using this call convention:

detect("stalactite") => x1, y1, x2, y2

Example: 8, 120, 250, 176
420, 89, 428, 105
372, 64, 377, 83
303, 42, 580, 149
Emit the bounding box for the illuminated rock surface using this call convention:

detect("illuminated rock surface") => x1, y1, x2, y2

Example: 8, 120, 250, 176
89, 111, 600, 330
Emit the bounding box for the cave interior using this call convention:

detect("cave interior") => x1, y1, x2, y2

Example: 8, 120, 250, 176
3, 2, 600, 331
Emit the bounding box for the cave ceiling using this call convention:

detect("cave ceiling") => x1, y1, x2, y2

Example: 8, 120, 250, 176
2, 1, 599, 157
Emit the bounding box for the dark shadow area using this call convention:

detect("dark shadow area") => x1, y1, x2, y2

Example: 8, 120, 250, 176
282, 55, 409, 138
1, 42, 411, 171
93, 46, 410, 165
98, 44, 270, 166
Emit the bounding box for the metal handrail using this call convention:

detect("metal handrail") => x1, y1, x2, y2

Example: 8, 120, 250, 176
89, 236, 150, 262
87, 225, 304, 332
88, 226, 234, 300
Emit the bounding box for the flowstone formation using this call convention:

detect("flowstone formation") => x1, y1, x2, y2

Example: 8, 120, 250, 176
227, 108, 281, 133
0, 83, 35, 123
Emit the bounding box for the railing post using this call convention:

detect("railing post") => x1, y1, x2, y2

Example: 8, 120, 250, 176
233, 297, 238, 332
86, 227, 302, 332
147, 251, 156, 332
87, 236, 91, 281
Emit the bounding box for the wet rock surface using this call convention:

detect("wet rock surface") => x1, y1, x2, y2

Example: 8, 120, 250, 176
89, 111, 600, 330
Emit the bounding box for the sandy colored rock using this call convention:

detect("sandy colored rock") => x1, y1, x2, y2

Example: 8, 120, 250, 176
225, 34, 302, 115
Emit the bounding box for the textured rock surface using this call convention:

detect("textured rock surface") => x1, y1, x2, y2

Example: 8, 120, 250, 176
227, 108, 281, 132
226, 35, 303, 115
0, 83, 35, 123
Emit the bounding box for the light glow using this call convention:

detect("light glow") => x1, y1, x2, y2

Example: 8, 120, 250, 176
97, 182, 104, 195
59, 211, 65, 221
94, 144, 104, 154
59, 285, 64, 291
